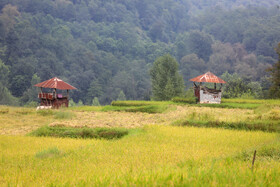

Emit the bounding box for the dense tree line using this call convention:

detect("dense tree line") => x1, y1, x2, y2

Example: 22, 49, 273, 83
0, 0, 280, 105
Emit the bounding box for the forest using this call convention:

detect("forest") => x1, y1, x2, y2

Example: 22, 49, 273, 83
0, 0, 280, 105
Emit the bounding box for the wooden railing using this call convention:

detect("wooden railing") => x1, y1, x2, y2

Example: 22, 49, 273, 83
38, 93, 53, 99
38, 93, 68, 100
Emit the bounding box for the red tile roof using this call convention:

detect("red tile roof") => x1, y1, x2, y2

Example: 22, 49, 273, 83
34, 77, 77, 90
189, 72, 226, 83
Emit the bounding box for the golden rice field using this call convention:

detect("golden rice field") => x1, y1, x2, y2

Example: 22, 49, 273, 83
0, 101, 280, 186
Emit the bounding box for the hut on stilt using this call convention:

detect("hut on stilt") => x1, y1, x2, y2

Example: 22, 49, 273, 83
190, 72, 226, 104
34, 77, 77, 108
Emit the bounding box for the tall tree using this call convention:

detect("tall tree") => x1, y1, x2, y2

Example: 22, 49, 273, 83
150, 54, 184, 100
268, 43, 280, 98
0, 59, 18, 105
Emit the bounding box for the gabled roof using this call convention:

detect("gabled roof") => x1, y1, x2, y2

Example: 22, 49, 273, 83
34, 77, 77, 90
189, 72, 226, 84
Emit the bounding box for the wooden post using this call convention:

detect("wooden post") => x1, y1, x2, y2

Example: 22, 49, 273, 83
214, 83, 216, 90
67, 89, 69, 99
251, 150, 257, 171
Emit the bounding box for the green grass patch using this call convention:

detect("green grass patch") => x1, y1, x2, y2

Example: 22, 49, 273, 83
68, 105, 103, 112
35, 147, 64, 159
110, 100, 172, 113
196, 102, 261, 109
36, 110, 75, 119
236, 140, 280, 161
111, 100, 171, 107
36, 109, 54, 116
29, 126, 129, 140
124, 105, 170, 113
171, 97, 197, 104
69, 101, 171, 113
222, 98, 280, 105
173, 119, 280, 132
54, 111, 76, 119
70, 104, 170, 114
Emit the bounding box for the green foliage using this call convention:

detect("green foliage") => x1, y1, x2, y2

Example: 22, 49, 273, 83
21, 74, 41, 105
24, 101, 38, 108
0, 86, 19, 106
180, 54, 206, 86
29, 126, 129, 140
221, 72, 261, 98
69, 99, 76, 107
92, 97, 100, 106
76, 100, 84, 106
0, 59, 19, 105
1, 0, 280, 106
188, 30, 213, 61
86, 80, 103, 104
117, 90, 126, 101
150, 54, 184, 101
268, 43, 280, 98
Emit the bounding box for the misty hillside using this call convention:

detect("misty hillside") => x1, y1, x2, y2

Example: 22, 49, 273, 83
0, 0, 280, 105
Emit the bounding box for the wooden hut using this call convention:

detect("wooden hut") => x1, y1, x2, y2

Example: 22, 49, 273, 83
34, 77, 77, 108
190, 72, 226, 104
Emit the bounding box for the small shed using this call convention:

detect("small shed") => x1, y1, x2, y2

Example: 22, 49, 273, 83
190, 72, 226, 104
34, 77, 77, 108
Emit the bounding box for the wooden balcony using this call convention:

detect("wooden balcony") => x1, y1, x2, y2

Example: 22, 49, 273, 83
38, 93, 69, 108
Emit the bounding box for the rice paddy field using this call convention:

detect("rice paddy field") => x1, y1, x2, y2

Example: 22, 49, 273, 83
0, 99, 280, 186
